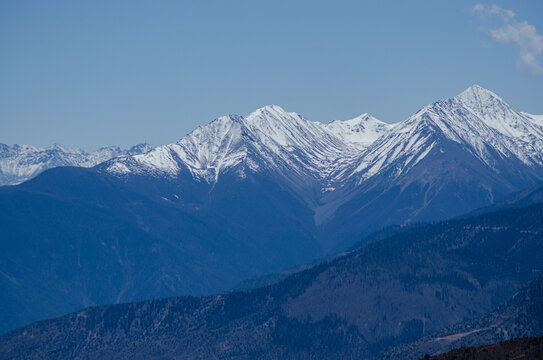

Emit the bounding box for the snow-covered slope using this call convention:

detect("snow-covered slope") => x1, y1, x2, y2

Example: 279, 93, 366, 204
0, 143, 151, 186
325, 113, 395, 147
522, 112, 543, 126
104, 86, 543, 224
316, 85, 543, 251
10, 85, 541, 211
350, 85, 543, 183
106, 106, 392, 186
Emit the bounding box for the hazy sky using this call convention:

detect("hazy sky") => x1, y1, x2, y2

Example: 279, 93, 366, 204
1, 0, 543, 150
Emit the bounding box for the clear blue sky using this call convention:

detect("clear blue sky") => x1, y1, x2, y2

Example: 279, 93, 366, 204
1, 0, 542, 150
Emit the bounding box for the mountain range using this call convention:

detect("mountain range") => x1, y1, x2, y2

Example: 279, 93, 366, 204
100, 85, 543, 250
0, 143, 152, 186
1, 85, 543, 336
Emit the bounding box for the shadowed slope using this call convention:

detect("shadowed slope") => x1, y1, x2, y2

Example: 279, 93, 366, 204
2, 202, 543, 359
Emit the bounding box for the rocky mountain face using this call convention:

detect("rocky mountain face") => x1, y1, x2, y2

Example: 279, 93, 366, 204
1, 85, 543, 336
0, 143, 151, 186
386, 277, 543, 359
1, 202, 543, 359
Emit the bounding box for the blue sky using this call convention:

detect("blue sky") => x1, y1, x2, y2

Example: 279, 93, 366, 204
1, 0, 542, 150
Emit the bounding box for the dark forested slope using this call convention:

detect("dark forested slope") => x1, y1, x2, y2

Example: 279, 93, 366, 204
1, 202, 543, 359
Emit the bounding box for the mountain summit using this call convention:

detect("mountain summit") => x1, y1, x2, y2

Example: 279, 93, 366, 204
325, 113, 395, 146
316, 85, 543, 249
349, 85, 543, 183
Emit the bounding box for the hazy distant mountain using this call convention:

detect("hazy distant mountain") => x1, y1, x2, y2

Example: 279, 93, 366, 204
0, 143, 152, 185
1, 86, 543, 335
2, 202, 543, 359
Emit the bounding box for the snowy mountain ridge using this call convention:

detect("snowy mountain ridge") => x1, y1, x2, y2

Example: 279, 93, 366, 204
106, 105, 386, 184
5, 85, 543, 200
325, 113, 395, 146
0, 143, 151, 186
105, 85, 543, 196
350, 85, 543, 183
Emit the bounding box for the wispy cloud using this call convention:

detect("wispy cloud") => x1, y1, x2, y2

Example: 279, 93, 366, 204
471, 3, 543, 75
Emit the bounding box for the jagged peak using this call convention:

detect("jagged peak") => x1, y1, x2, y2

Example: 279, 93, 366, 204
247, 104, 303, 123
462, 84, 492, 92
329, 113, 389, 127
96, 145, 122, 151
350, 112, 372, 121
178, 116, 242, 151
178, 114, 243, 142
176, 105, 315, 156
49, 143, 73, 151
455, 84, 505, 105
128, 143, 153, 154
256, 104, 285, 112
101, 85, 543, 189
382, 84, 543, 171
325, 113, 393, 147
404, 84, 511, 129
208, 114, 244, 125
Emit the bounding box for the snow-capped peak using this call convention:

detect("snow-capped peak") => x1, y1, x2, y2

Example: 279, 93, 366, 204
350, 86, 543, 182
456, 84, 503, 104
113, 105, 348, 182
452, 85, 542, 139
326, 113, 394, 147
104, 86, 543, 191
243, 105, 311, 147
106, 104, 374, 183
251, 104, 291, 116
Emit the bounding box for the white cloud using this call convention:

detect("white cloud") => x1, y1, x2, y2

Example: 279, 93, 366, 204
471, 3, 543, 75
